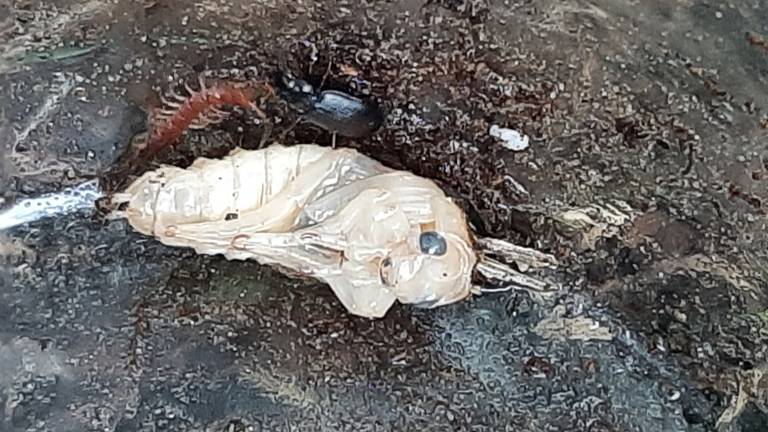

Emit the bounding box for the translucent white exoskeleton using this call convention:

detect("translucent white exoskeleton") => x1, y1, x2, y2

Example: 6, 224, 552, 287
111, 144, 555, 318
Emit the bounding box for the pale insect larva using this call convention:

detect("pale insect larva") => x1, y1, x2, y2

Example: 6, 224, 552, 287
110, 144, 555, 318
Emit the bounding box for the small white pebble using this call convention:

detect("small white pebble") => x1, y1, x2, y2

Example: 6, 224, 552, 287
668, 390, 681, 401
489, 125, 530, 151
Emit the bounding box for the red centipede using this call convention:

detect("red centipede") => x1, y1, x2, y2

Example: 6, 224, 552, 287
141, 75, 275, 159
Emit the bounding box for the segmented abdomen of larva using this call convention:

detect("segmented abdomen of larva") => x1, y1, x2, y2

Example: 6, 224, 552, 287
142, 80, 268, 158
120, 144, 335, 236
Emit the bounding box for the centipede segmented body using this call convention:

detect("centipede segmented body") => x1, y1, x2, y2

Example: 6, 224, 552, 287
142, 74, 275, 159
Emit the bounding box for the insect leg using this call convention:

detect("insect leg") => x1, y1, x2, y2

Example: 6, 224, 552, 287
278, 117, 301, 141
184, 80, 198, 97
229, 231, 346, 275
169, 88, 188, 102
159, 94, 182, 109
198, 74, 208, 92
319, 55, 333, 90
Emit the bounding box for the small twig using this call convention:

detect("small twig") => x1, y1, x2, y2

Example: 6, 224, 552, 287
475, 257, 558, 301
476, 237, 558, 270
747, 31, 768, 53
258, 122, 273, 149
681, 140, 695, 175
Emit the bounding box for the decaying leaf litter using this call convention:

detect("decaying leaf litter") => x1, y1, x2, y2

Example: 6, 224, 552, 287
1, 0, 768, 431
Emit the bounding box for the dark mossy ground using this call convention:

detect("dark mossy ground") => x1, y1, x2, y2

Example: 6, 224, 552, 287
1, 1, 767, 431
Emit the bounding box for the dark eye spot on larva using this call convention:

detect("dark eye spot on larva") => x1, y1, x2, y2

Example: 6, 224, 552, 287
420, 231, 448, 256
379, 257, 393, 285
225, 213, 239, 220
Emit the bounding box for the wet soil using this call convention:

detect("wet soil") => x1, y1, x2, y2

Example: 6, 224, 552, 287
1, 0, 768, 431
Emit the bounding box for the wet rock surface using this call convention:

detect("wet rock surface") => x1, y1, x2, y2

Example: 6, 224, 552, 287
1, 0, 768, 431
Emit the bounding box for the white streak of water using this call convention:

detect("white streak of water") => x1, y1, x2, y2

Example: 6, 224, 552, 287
0, 179, 104, 231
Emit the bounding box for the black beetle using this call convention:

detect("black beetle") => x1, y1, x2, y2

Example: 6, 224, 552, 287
274, 71, 385, 139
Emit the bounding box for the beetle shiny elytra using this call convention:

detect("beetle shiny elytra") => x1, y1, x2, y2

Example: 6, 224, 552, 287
275, 71, 384, 138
